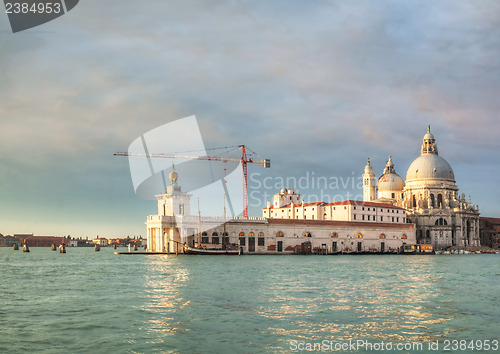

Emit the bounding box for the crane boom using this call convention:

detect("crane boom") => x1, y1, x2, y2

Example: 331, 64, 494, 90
114, 145, 270, 218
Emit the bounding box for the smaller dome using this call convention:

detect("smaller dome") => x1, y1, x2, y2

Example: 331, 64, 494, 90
377, 156, 404, 192
423, 131, 435, 140
280, 188, 287, 194
377, 173, 405, 192
364, 159, 374, 174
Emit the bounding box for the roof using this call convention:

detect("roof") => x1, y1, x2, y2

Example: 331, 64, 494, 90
265, 202, 324, 209
323, 200, 405, 210
264, 200, 404, 210
267, 218, 414, 229
480, 217, 500, 225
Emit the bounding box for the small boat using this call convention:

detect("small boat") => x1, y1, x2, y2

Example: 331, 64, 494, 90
183, 245, 240, 255
59, 244, 66, 253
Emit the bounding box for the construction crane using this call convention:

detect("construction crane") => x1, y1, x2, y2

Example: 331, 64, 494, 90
114, 145, 270, 218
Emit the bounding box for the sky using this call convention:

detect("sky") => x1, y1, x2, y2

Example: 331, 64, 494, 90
1, 0, 499, 238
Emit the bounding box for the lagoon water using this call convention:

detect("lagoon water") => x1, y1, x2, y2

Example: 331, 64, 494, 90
1, 248, 499, 353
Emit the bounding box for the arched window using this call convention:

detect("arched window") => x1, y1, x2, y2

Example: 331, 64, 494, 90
212, 232, 218, 236
412, 195, 417, 208
239, 232, 245, 236
401, 234, 407, 239
435, 218, 448, 226
249, 232, 255, 237
356, 233, 363, 239
437, 194, 443, 207
430, 194, 435, 207
304, 232, 312, 238
276, 231, 284, 237
331, 232, 338, 238
426, 230, 430, 238
202, 232, 207, 236
257, 232, 265, 246
379, 234, 386, 239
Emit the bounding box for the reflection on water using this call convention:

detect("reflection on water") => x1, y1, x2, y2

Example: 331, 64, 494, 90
142, 256, 191, 337
134, 254, 500, 352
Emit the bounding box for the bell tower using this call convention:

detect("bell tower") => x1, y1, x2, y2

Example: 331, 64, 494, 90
363, 159, 376, 201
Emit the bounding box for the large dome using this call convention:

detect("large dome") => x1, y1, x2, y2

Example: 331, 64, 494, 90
406, 154, 455, 181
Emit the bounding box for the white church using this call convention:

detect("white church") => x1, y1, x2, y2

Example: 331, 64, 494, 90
362, 126, 480, 249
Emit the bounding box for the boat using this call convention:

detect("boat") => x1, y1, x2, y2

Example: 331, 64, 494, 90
183, 244, 240, 255
402, 244, 434, 254
184, 193, 241, 255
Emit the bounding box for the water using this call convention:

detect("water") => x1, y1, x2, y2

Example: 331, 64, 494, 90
1, 248, 499, 353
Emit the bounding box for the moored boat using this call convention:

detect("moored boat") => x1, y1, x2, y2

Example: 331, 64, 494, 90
183, 245, 240, 255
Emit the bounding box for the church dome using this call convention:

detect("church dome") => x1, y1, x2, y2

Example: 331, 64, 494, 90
405, 126, 455, 182
378, 173, 405, 191
377, 156, 405, 192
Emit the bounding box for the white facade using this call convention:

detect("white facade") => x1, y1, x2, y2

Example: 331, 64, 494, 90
146, 174, 415, 254
263, 190, 407, 224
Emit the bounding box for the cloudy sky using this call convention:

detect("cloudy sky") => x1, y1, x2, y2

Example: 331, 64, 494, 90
1, 0, 499, 238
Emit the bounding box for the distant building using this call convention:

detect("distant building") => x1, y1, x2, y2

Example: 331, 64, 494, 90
23, 235, 68, 247
0, 235, 21, 247
92, 238, 108, 246
479, 217, 500, 249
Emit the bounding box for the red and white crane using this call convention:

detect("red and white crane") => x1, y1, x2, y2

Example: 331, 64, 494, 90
114, 145, 270, 218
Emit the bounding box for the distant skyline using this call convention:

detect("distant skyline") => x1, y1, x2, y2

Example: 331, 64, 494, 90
1, 1, 499, 237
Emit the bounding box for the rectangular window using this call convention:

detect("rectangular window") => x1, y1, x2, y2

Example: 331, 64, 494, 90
258, 237, 265, 246
201, 236, 209, 243
353, 214, 356, 220
362, 215, 365, 220
380, 216, 383, 222
239, 237, 246, 246
212, 237, 219, 244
